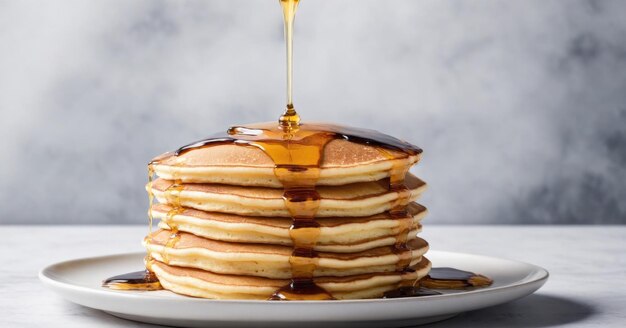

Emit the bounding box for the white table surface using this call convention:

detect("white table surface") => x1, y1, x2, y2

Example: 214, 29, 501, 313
1, 225, 624, 327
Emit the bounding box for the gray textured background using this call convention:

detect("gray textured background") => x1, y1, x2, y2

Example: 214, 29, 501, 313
1, 0, 625, 224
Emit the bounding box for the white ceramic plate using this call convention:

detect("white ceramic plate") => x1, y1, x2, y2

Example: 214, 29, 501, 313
40, 251, 548, 327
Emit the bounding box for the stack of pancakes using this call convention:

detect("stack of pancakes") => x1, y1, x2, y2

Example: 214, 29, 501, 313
144, 137, 430, 300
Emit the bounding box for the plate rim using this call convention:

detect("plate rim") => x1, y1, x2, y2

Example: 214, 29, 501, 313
39, 250, 549, 304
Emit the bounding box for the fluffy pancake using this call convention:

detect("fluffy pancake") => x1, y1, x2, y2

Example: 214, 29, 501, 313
142, 123, 429, 300
150, 257, 431, 300
151, 139, 421, 188
145, 230, 429, 279
152, 203, 426, 252
149, 174, 426, 218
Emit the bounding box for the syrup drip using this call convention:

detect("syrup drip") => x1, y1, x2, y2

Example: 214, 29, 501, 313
163, 207, 185, 230
104, 172, 184, 290
377, 148, 415, 285
103, 165, 165, 291
391, 211, 413, 273
143, 165, 156, 256
147, 164, 155, 237
382, 267, 495, 298
160, 180, 184, 264
239, 123, 335, 300
383, 267, 494, 297
278, 0, 300, 128
102, 270, 162, 291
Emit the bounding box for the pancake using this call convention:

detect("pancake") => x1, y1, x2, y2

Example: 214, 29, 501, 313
145, 230, 429, 279
152, 203, 426, 252
150, 257, 431, 300
151, 139, 421, 188
136, 122, 430, 300
149, 174, 426, 218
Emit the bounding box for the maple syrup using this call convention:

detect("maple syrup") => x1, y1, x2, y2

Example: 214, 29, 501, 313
103, 167, 183, 290
420, 267, 494, 289
102, 270, 161, 291
158, 179, 184, 264
381, 267, 495, 298
103, 166, 164, 291
279, 0, 300, 129
147, 164, 155, 237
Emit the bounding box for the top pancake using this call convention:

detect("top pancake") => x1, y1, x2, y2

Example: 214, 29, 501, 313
152, 139, 421, 187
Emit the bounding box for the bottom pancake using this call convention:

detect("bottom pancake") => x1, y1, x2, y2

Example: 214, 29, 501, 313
149, 257, 431, 300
